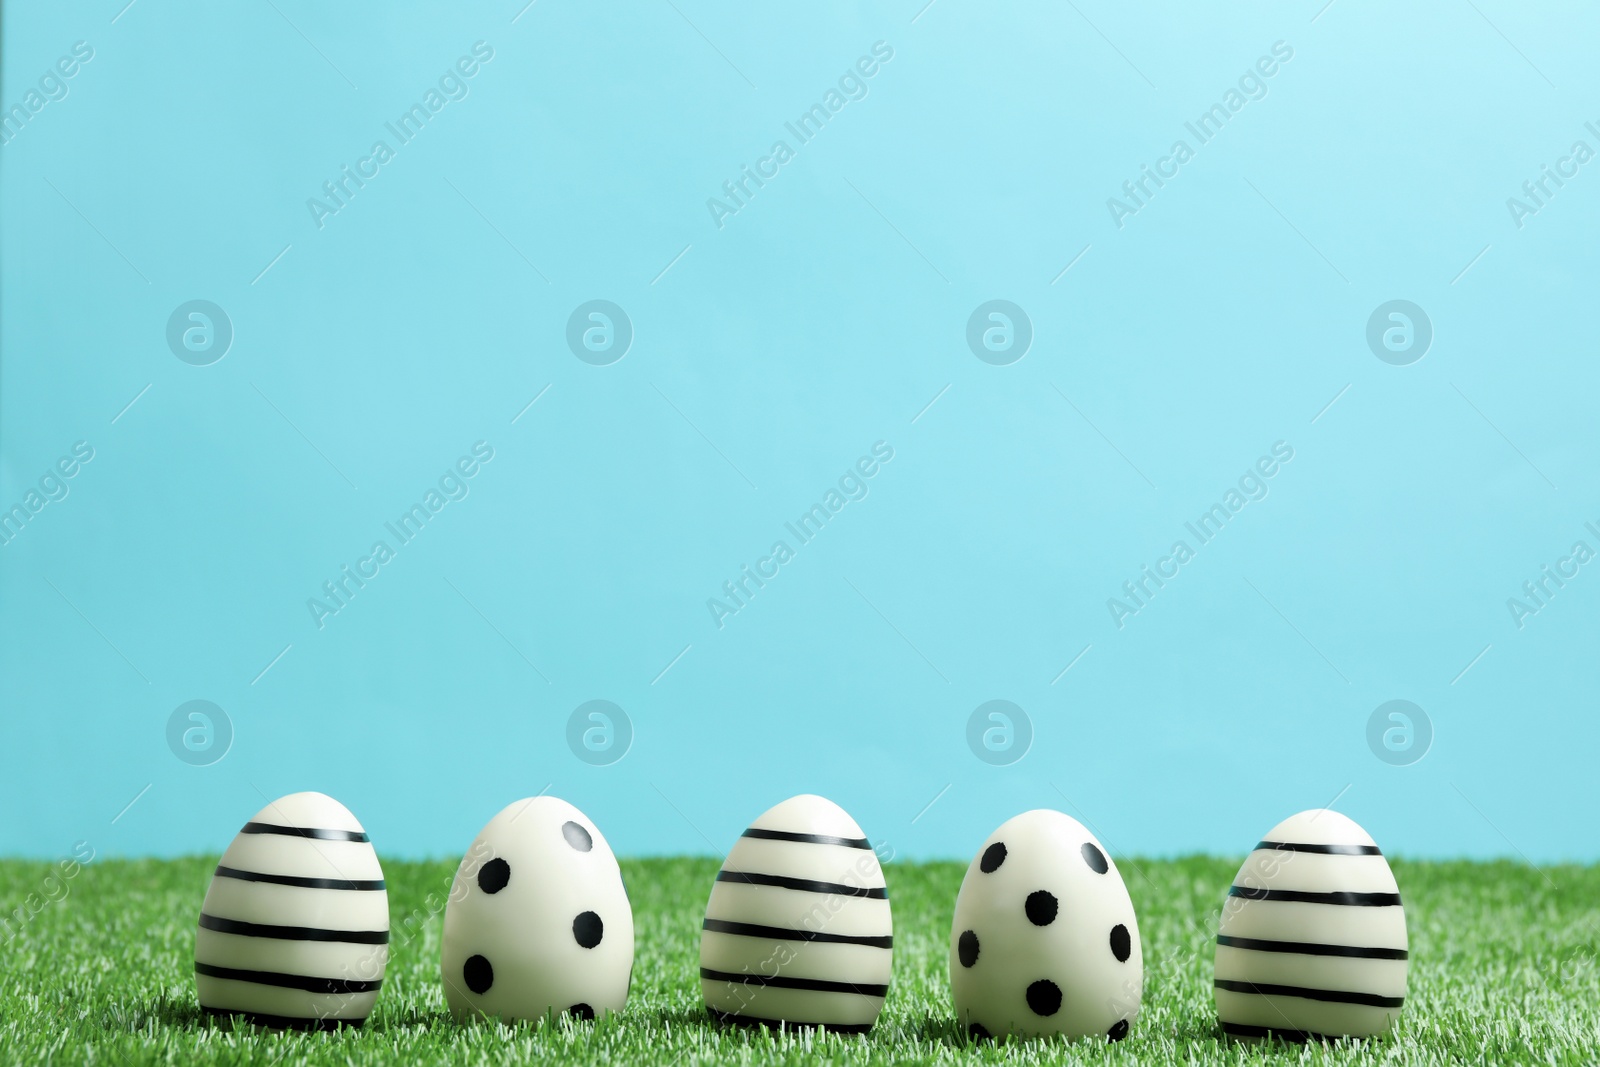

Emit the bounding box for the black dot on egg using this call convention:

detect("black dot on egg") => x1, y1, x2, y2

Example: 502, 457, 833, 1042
957, 930, 979, 967
1108, 1019, 1130, 1041
1025, 890, 1058, 926
1110, 923, 1131, 962
569, 1003, 595, 1021
562, 820, 593, 853
1081, 841, 1109, 874
1026, 978, 1062, 1017
967, 1021, 991, 1040
463, 954, 494, 994
573, 910, 604, 948
477, 858, 510, 894
979, 842, 1007, 873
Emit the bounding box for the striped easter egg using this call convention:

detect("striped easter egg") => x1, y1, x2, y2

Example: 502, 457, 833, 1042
700, 795, 892, 1033
1214, 809, 1408, 1041
194, 792, 389, 1029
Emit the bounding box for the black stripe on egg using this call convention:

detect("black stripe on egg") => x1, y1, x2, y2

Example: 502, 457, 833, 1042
741, 828, 873, 849
1254, 840, 1381, 856
199, 913, 389, 945
1217, 934, 1408, 960
1214, 978, 1404, 1009
1226, 885, 1401, 907
702, 918, 892, 948
715, 870, 888, 898
194, 961, 382, 994
213, 865, 386, 891
239, 822, 370, 843
699, 967, 888, 998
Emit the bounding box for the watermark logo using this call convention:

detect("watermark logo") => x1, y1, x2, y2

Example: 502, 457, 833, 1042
1365, 300, 1431, 366
966, 700, 1032, 766
0, 41, 94, 148
166, 300, 233, 366
0, 440, 94, 549
707, 442, 894, 630
566, 301, 633, 366
307, 442, 495, 630
567, 700, 632, 766
1106, 40, 1294, 229
1552, 947, 1598, 986
0, 841, 95, 944
1366, 699, 1432, 766
1506, 121, 1600, 230
965, 301, 1032, 366
1107, 441, 1294, 629
307, 42, 495, 230
1507, 525, 1600, 630
166, 699, 233, 766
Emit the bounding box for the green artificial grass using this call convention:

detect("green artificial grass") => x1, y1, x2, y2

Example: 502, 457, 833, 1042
0, 855, 1595, 1064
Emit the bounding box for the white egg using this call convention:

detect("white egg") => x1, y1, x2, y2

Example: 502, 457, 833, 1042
441, 796, 633, 1023
1214, 808, 1408, 1040
194, 791, 389, 1029
949, 809, 1142, 1042
700, 794, 892, 1032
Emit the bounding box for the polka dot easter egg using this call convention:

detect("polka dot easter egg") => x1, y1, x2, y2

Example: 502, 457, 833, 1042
950, 810, 1141, 1042
700, 795, 892, 1033
441, 797, 633, 1024
194, 791, 389, 1030
1214, 809, 1408, 1041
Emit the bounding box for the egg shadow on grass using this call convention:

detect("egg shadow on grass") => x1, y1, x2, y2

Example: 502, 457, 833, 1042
368, 1004, 458, 1030
656, 1007, 899, 1043
909, 1012, 1159, 1051
654, 1006, 721, 1030
142, 995, 436, 1037
139, 996, 320, 1036
410, 1005, 625, 1038
654, 1006, 792, 1038
1204, 1022, 1372, 1051
145, 994, 207, 1030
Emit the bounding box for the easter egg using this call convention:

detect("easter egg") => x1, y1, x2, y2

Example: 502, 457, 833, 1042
194, 791, 389, 1029
700, 794, 892, 1032
441, 796, 633, 1023
949, 809, 1142, 1042
1214, 809, 1408, 1040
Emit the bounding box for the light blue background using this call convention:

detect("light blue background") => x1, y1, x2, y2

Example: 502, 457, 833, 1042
3, 0, 1596, 866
